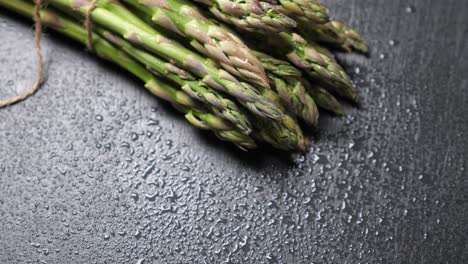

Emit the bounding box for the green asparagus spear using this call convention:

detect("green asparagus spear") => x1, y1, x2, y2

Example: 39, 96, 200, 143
122, 0, 270, 89
254, 49, 343, 116
328, 21, 368, 54
46, 0, 284, 120
301, 79, 344, 115
300, 21, 368, 53
251, 83, 308, 151
254, 51, 319, 126
255, 48, 344, 116
279, 32, 358, 102
98, 28, 253, 135
195, 0, 297, 33
226, 23, 357, 103
0, 0, 257, 149
262, 0, 329, 24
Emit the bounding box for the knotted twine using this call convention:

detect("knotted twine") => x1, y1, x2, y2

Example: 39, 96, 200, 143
0, 0, 43, 108
0, 0, 98, 108
85, 0, 98, 51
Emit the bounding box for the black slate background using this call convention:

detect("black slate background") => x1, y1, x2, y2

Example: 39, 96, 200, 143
1, 1, 467, 263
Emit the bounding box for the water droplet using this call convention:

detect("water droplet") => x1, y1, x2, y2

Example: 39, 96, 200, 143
130, 192, 139, 202
134, 229, 142, 239
311, 154, 319, 164
148, 118, 159, 126
405, 6, 415, 13
354, 67, 361, 74
95, 114, 103, 121
388, 39, 397, 46
145, 192, 158, 201
379, 53, 386, 60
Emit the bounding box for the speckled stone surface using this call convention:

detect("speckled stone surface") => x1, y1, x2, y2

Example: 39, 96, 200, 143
0, 1, 467, 263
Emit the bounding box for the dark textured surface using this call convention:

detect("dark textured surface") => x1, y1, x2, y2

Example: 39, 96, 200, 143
1, 1, 467, 263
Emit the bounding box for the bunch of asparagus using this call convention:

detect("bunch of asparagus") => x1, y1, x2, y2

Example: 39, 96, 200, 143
0, 0, 367, 151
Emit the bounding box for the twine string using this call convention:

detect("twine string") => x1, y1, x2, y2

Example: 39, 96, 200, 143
0, 0, 98, 108
85, 0, 98, 51
0, 0, 44, 108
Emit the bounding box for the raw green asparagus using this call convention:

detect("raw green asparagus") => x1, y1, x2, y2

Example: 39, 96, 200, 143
47, 0, 284, 120
328, 21, 368, 54
0, 0, 370, 152
194, 0, 297, 32
279, 32, 358, 102
0, 0, 257, 149
300, 21, 369, 53
254, 51, 319, 126
122, 0, 270, 90
98, 28, 253, 135
301, 79, 344, 115
262, 0, 329, 24
252, 83, 308, 151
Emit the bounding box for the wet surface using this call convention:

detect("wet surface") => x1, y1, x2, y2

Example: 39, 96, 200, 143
1, 1, 467, 263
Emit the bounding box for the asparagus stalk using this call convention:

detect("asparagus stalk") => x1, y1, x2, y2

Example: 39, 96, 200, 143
184, 110, 256, 150
94, 14, 305, 150
119, 1, 307, 149
98, 28, 253, 135
0, 0, 257, 150
301, 79, 344, 115
262, 0, 329, 24
254, 116, 307, 151
122, 0, 270, 89
96, 29, 306, 149
278, 32, 357, 102
217, 18, 357, 103
300, 21, 368, 53
46, 0, 284, 120
250, 83, 308, 151
195, 0, 297, 33
327, 21, 368, 54
92, 0, 155, 32
254, 51, 319, 126
255, 49, 344, 116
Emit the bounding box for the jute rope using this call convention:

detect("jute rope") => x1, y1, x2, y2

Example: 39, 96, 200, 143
0, 0, 98, 108
85, 0, 98, 51
0, 0, 44, 108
